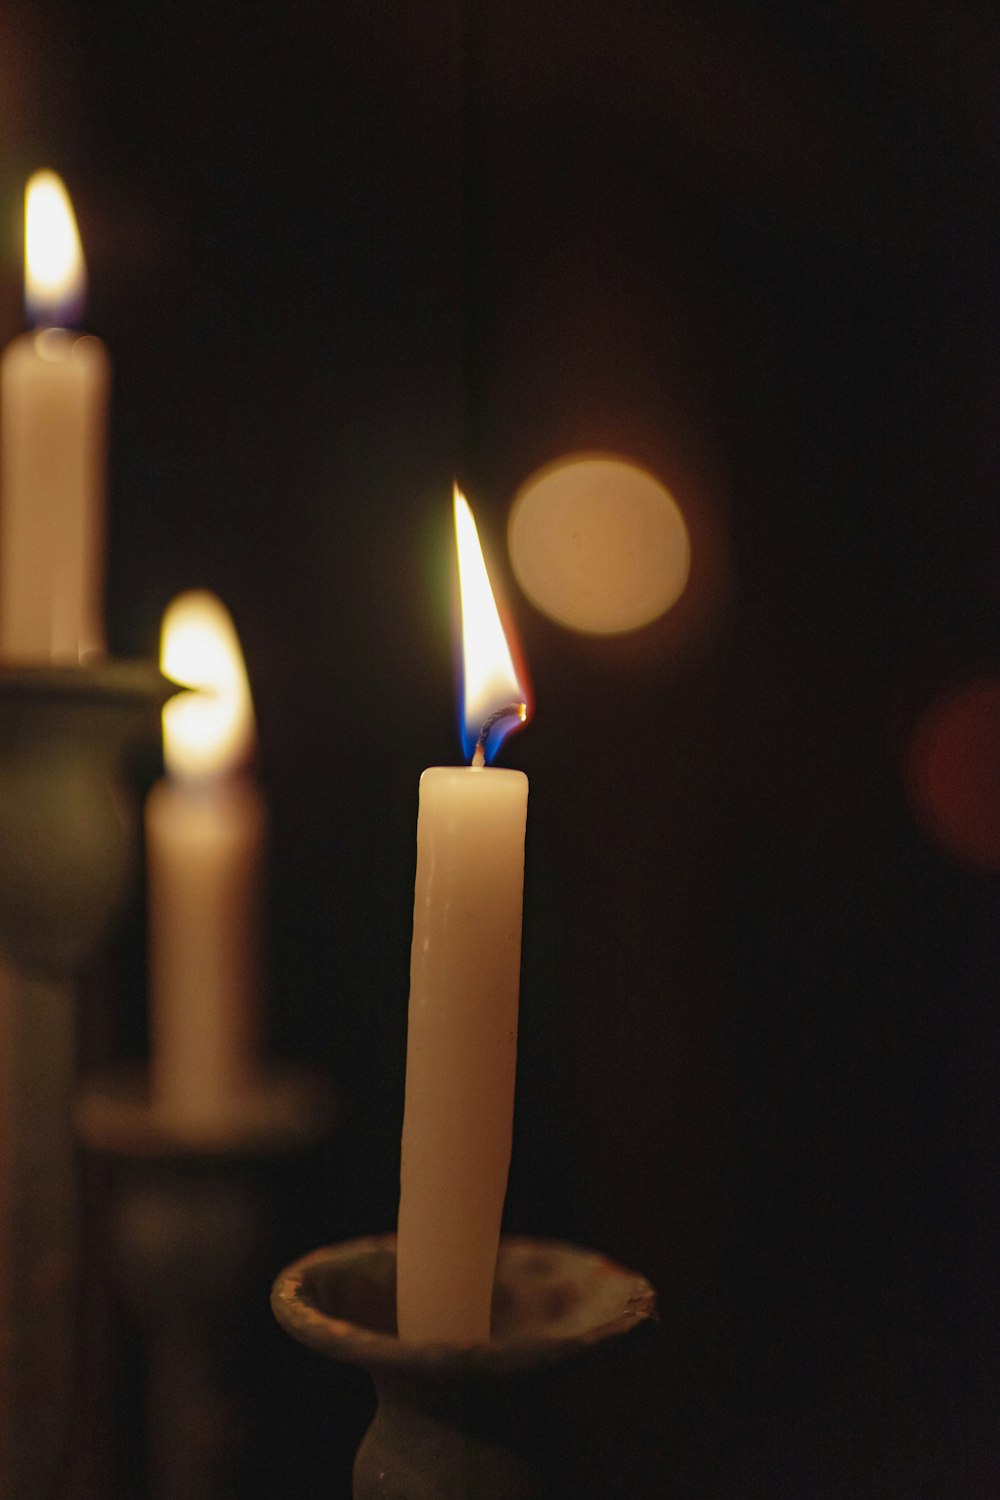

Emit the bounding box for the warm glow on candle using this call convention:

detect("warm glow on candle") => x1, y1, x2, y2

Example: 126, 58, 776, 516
160, 591, 255, 781
24, 171, 87, 327
454, 486, 527, 762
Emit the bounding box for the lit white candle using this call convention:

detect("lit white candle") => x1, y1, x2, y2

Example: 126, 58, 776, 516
0, 171, 109, 662
396, 488, 530, 1343
146, 591, 263, 1134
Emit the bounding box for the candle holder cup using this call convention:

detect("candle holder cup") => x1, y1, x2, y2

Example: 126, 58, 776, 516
0, 661, 172, 973
0, 660, 173, 1500
272, 1233, 656, 1500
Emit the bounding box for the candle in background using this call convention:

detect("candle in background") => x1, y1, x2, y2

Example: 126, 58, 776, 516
146, 590, 263, 1134
396, 488, 530, 1344
0, 170, 110, 662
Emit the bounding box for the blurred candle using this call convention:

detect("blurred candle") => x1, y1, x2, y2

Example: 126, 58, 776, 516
0, 170, 110, 662
146, 591, 263, 1133
396, 488, 530, 1343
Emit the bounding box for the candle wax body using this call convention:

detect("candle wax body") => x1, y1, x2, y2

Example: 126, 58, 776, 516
0, 329, 109, 662
146, 775, 263, 1132
397, 765, 528, 1343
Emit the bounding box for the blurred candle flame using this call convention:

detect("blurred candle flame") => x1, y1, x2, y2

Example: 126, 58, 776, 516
160, 591, 255, 781
24, 170, 87, 327
454, 486, 528, 763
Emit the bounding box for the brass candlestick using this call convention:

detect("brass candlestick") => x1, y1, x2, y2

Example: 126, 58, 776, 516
272, 1234, 656, 1500
0, 661, 171, 1500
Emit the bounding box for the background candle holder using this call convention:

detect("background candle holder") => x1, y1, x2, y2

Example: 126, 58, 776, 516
271, 1234, 656, 1500
0, 660, 172, 1500
78, 1067, 335, 1500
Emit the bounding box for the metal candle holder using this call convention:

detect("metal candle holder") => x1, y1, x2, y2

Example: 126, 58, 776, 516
0, 660, 171, 1500
272, 1233, 656, 1500
78, 1067, 334, 1500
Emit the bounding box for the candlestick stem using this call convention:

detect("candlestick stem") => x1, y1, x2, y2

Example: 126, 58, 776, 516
78, 1065, 334, 1499
0, 969, 76, 1500
0, 660, 175, 1500
145, 1326, 239, 1500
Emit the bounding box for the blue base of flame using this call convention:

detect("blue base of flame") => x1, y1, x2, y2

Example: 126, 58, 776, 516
459, 704, 525, 765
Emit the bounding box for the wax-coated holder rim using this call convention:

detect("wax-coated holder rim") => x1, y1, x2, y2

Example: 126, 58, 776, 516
272, 1233, 657, 1377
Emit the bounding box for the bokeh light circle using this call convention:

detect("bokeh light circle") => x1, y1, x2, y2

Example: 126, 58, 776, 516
906, 675, 1000, 870
508, 455, 690, 635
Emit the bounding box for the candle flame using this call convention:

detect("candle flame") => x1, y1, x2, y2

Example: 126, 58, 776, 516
455, 486, 528, 763
160, 591, 256, 781
24, 170, 87, 327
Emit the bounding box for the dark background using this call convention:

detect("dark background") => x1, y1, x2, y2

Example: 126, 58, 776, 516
3, 2, 999, 1496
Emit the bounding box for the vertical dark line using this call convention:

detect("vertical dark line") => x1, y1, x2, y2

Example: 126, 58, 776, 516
459, 0, 486, 495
